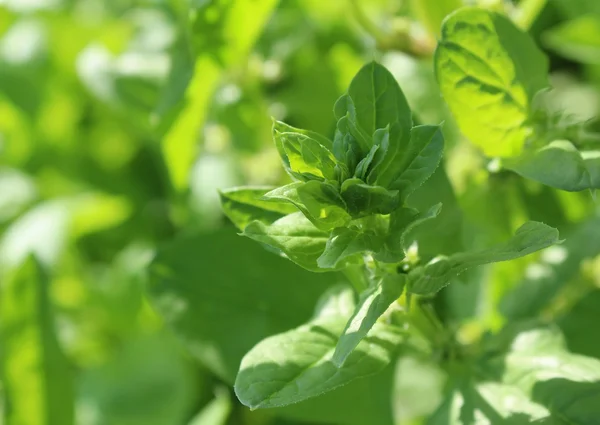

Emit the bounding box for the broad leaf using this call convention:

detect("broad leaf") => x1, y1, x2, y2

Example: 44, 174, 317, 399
273, 121, 337, 181
340, 178, 400, 217
242, 212, 331, 272
147, 229, 336, 382
263, 181, 351, 231
333, 274, 406, 366
234, 286, 405, 409
346, 62, 412, 141
219, 186, 298, 230
504, 140, 600, 191
148, 231, 395, 425
375, 203, 442, 263
317, 227, 384, 269
389, 125, 444, 200
367, 123, 410, 187
409, 221, 560, 294
435, 7, 549, 157
0, 257, 74, 425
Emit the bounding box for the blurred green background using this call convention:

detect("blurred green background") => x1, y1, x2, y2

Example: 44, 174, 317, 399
1, 0, 600, 424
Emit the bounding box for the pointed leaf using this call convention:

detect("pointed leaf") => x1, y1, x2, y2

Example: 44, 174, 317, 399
375, 203, 442, 263
242, 212, 331, 272
273, 121, 337, 181
317, 227, 384, 269
435, 8, 549, 157
340, 178, 400, 217
346, 62, 412, 140
219, 186, 298, 230
263, 181, 351, 231
409, 221, 560, 294
234, 286, 405, 409
333, 274, 406, 366
389, 125, 444, 201
367, 123, 411, 188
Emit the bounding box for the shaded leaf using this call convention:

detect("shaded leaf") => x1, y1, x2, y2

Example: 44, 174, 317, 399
234, 286, 405, 409
263, 181, 351, 231
317, 227, 384, 269
340, 178, 400, 217
242, 212, 331, 272
219, 186, 298, 230
504, 140, 600, 191
333, 274, 406, 366
375, 203, 442, 263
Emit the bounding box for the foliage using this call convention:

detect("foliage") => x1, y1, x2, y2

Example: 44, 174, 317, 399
2, 0, 600, 424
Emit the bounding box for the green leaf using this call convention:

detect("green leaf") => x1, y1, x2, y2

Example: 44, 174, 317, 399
273, 121, 337, 181
147, 229, 337, 382
234, 286, 405, 409
242, 212, 331, 272
429, 381, 551, 424
333, 274, 406, 366
409, 221, 560, 294
503, 140, 600, 191
544, 15, 600, 64
340, 178, 400, 217
317, 227, 384, 269
389, 125, 445, 200
498, 328, 600, 424
332, 116, 364, 178
435, 7, 549, 157
354, 144, 380, 180
334, 95, 371, 152
0, 257, 74, 425
219, 186, 298, 230
263, 181, 351, 231
346, 62, 412, 141
375, 203, 442, 263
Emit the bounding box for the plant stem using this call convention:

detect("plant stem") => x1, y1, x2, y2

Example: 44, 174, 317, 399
514, 0, 548, 30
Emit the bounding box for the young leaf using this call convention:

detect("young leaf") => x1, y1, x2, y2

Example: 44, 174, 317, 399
375, 203, 442, 263
317, 227, 384, 269
334, 95, 371, 152
242, 212, 331, 272
346, 62, 412, 140
219, 186, 298, 230
340, 178, 400, 217
332, 274, 406, 366
354, 144, 380, 180
263, 181, 351, 231
435, 7, 549, 157
367, 123, 411, 188
234, 286, 405, 409
0, 257, 74, 425
389, 125, 444, 201
503, 140, 600, 191
332, 117, 364, 177
273, 121, 337, 181
409, 221, 560, 294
